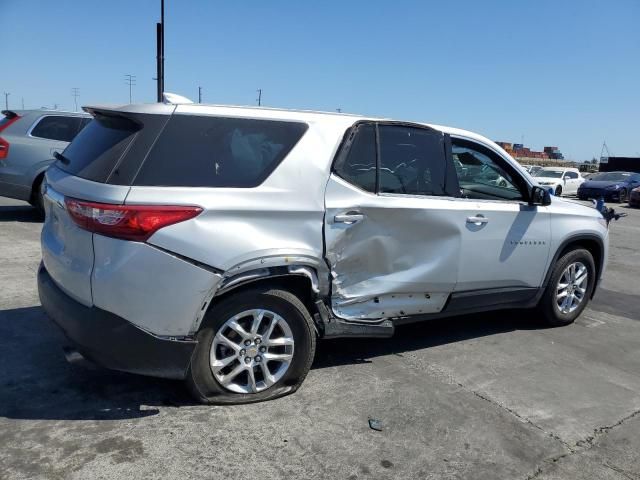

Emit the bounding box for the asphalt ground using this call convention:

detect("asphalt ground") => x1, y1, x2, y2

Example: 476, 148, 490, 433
0, 195, 638, 479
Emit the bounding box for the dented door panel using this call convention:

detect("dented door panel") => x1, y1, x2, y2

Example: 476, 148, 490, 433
325, 175, 466, 320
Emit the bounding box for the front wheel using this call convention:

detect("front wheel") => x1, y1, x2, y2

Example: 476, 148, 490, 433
537, 248, 595, 326
555, 185, 563, 196
618, 188, 627, 204
186, 287, 316, 404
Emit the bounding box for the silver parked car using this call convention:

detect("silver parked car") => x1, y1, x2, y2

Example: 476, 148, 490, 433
38, 101, 609, 404
0, 109, 91, 213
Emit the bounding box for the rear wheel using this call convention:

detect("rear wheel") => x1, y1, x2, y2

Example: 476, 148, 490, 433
30, 175, 45, 218
537, 248, 595, 326
555, 185, 563, 196
186, 287, 316, 404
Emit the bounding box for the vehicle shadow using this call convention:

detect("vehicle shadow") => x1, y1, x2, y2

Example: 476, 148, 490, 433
0, 305, 545, 421
314, 309, 542, 369
0, 204, 42, 223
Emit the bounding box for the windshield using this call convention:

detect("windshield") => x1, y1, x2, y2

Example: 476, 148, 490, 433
534, 170, 563, 178
590, 172, 631, 182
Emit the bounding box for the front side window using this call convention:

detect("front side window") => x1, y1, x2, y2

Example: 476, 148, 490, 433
565, 171, 579, 179
31, 116, 82, 142
453, 139, 525, 201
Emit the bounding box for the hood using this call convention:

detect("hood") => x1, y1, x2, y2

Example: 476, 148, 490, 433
580, 180, 627, 189
551, 196, 603, 218
534, 176, 562, 184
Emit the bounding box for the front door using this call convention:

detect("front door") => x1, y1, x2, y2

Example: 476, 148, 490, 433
451, 137, 551, 292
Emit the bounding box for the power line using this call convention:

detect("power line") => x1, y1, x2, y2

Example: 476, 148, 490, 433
3, 92, 9, 110
71, 88, 80, 112
256, 88, 262, 106
125, 74, 137, 103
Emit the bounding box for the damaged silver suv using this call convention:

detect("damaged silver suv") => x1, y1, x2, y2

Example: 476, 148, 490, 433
38, 101, 609, 404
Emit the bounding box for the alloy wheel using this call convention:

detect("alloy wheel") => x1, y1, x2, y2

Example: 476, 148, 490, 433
556, 261, 588, 314
210, 309, 294, 394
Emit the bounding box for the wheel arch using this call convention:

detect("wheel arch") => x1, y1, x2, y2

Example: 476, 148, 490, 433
543, 234, 605, 298
198, 264, 324, 334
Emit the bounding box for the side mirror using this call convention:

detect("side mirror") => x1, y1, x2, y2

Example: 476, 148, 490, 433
530, 185, 551, 206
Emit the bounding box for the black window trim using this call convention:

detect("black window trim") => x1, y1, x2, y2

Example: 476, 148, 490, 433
451, 135, 534, 203
27, 114, 90, 141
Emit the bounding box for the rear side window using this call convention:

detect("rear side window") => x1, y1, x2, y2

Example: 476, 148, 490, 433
58, 115, 140, 182
134, 115, 308, 187
333, 123, 376, 192
31, 116, 83, 142
378, 125, 448, 195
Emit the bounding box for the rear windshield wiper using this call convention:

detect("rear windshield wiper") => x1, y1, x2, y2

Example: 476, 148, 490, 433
53, 151, 70, 165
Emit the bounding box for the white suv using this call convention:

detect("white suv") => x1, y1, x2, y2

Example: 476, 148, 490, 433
38, 102, 609, 404
532, 167, 584, 196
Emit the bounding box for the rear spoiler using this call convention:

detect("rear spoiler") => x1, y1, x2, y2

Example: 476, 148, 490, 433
1, 110, 18, 119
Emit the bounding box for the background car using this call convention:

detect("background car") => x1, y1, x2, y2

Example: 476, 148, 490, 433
577, 171, 640, 203
0, 109, 91, 213
532, 167, 584, 196
628, 186, 640, 207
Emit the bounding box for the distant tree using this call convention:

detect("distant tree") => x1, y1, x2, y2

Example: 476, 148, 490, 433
591, 157, 599, 165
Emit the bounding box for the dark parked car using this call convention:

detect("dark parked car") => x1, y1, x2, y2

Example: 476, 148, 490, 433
577, 171, 640, 203
630, 187, 640, 208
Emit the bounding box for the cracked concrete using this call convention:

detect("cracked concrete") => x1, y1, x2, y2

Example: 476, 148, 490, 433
1, 196, 639, 479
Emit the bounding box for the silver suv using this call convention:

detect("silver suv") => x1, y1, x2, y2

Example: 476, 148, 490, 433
38, 102, 609, 404
0, 109, 91, 213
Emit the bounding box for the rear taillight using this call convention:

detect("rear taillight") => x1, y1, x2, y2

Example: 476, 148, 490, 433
0, 113, 21, 160
64, 198, 202, 241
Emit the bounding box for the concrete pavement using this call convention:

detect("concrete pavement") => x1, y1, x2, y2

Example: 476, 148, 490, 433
1, 196, 638, 479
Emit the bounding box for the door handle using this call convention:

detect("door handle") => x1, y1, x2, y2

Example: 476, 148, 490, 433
334, 212, 364, 224
466, 215, 489, 225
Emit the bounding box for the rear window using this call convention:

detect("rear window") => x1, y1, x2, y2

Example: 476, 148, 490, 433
133, 115, 308, 187
58, 115, 140, 182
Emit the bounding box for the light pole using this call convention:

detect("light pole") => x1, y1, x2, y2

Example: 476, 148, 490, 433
125, 74, 137, 103
71, 88, 80, 112
156, 0, 165, 102
256, 89, 262, 106
3, 92, 9, 110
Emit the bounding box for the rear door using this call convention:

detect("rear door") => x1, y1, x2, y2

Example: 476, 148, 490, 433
41, 114, 142, 306
563, 171, 581, 194
324, 122, 464, 320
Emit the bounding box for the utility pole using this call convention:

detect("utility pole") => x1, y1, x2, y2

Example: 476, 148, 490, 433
156, 0, 165, 102
336, 108, 342, 113
125, 74, 137, 103
198, 86, 202, 103
71, 88, 80, 112
3, 92, 9, 110
256, 88, 262, 106
21, 97, 24, 110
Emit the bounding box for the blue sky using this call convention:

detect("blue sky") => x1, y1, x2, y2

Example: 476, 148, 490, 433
1, 0, 638, 160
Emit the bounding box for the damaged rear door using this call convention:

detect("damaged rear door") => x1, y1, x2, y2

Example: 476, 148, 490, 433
324, 122, 464, 321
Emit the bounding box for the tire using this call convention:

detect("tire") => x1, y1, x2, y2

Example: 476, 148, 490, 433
618, 188, 627, 204
537, 248, 596, 326
186, 287, 316, 405
31, 175, 45, 218
555, 185, 563, 197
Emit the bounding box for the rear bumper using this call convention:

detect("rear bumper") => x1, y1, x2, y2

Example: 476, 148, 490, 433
38, 263, 196, 380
